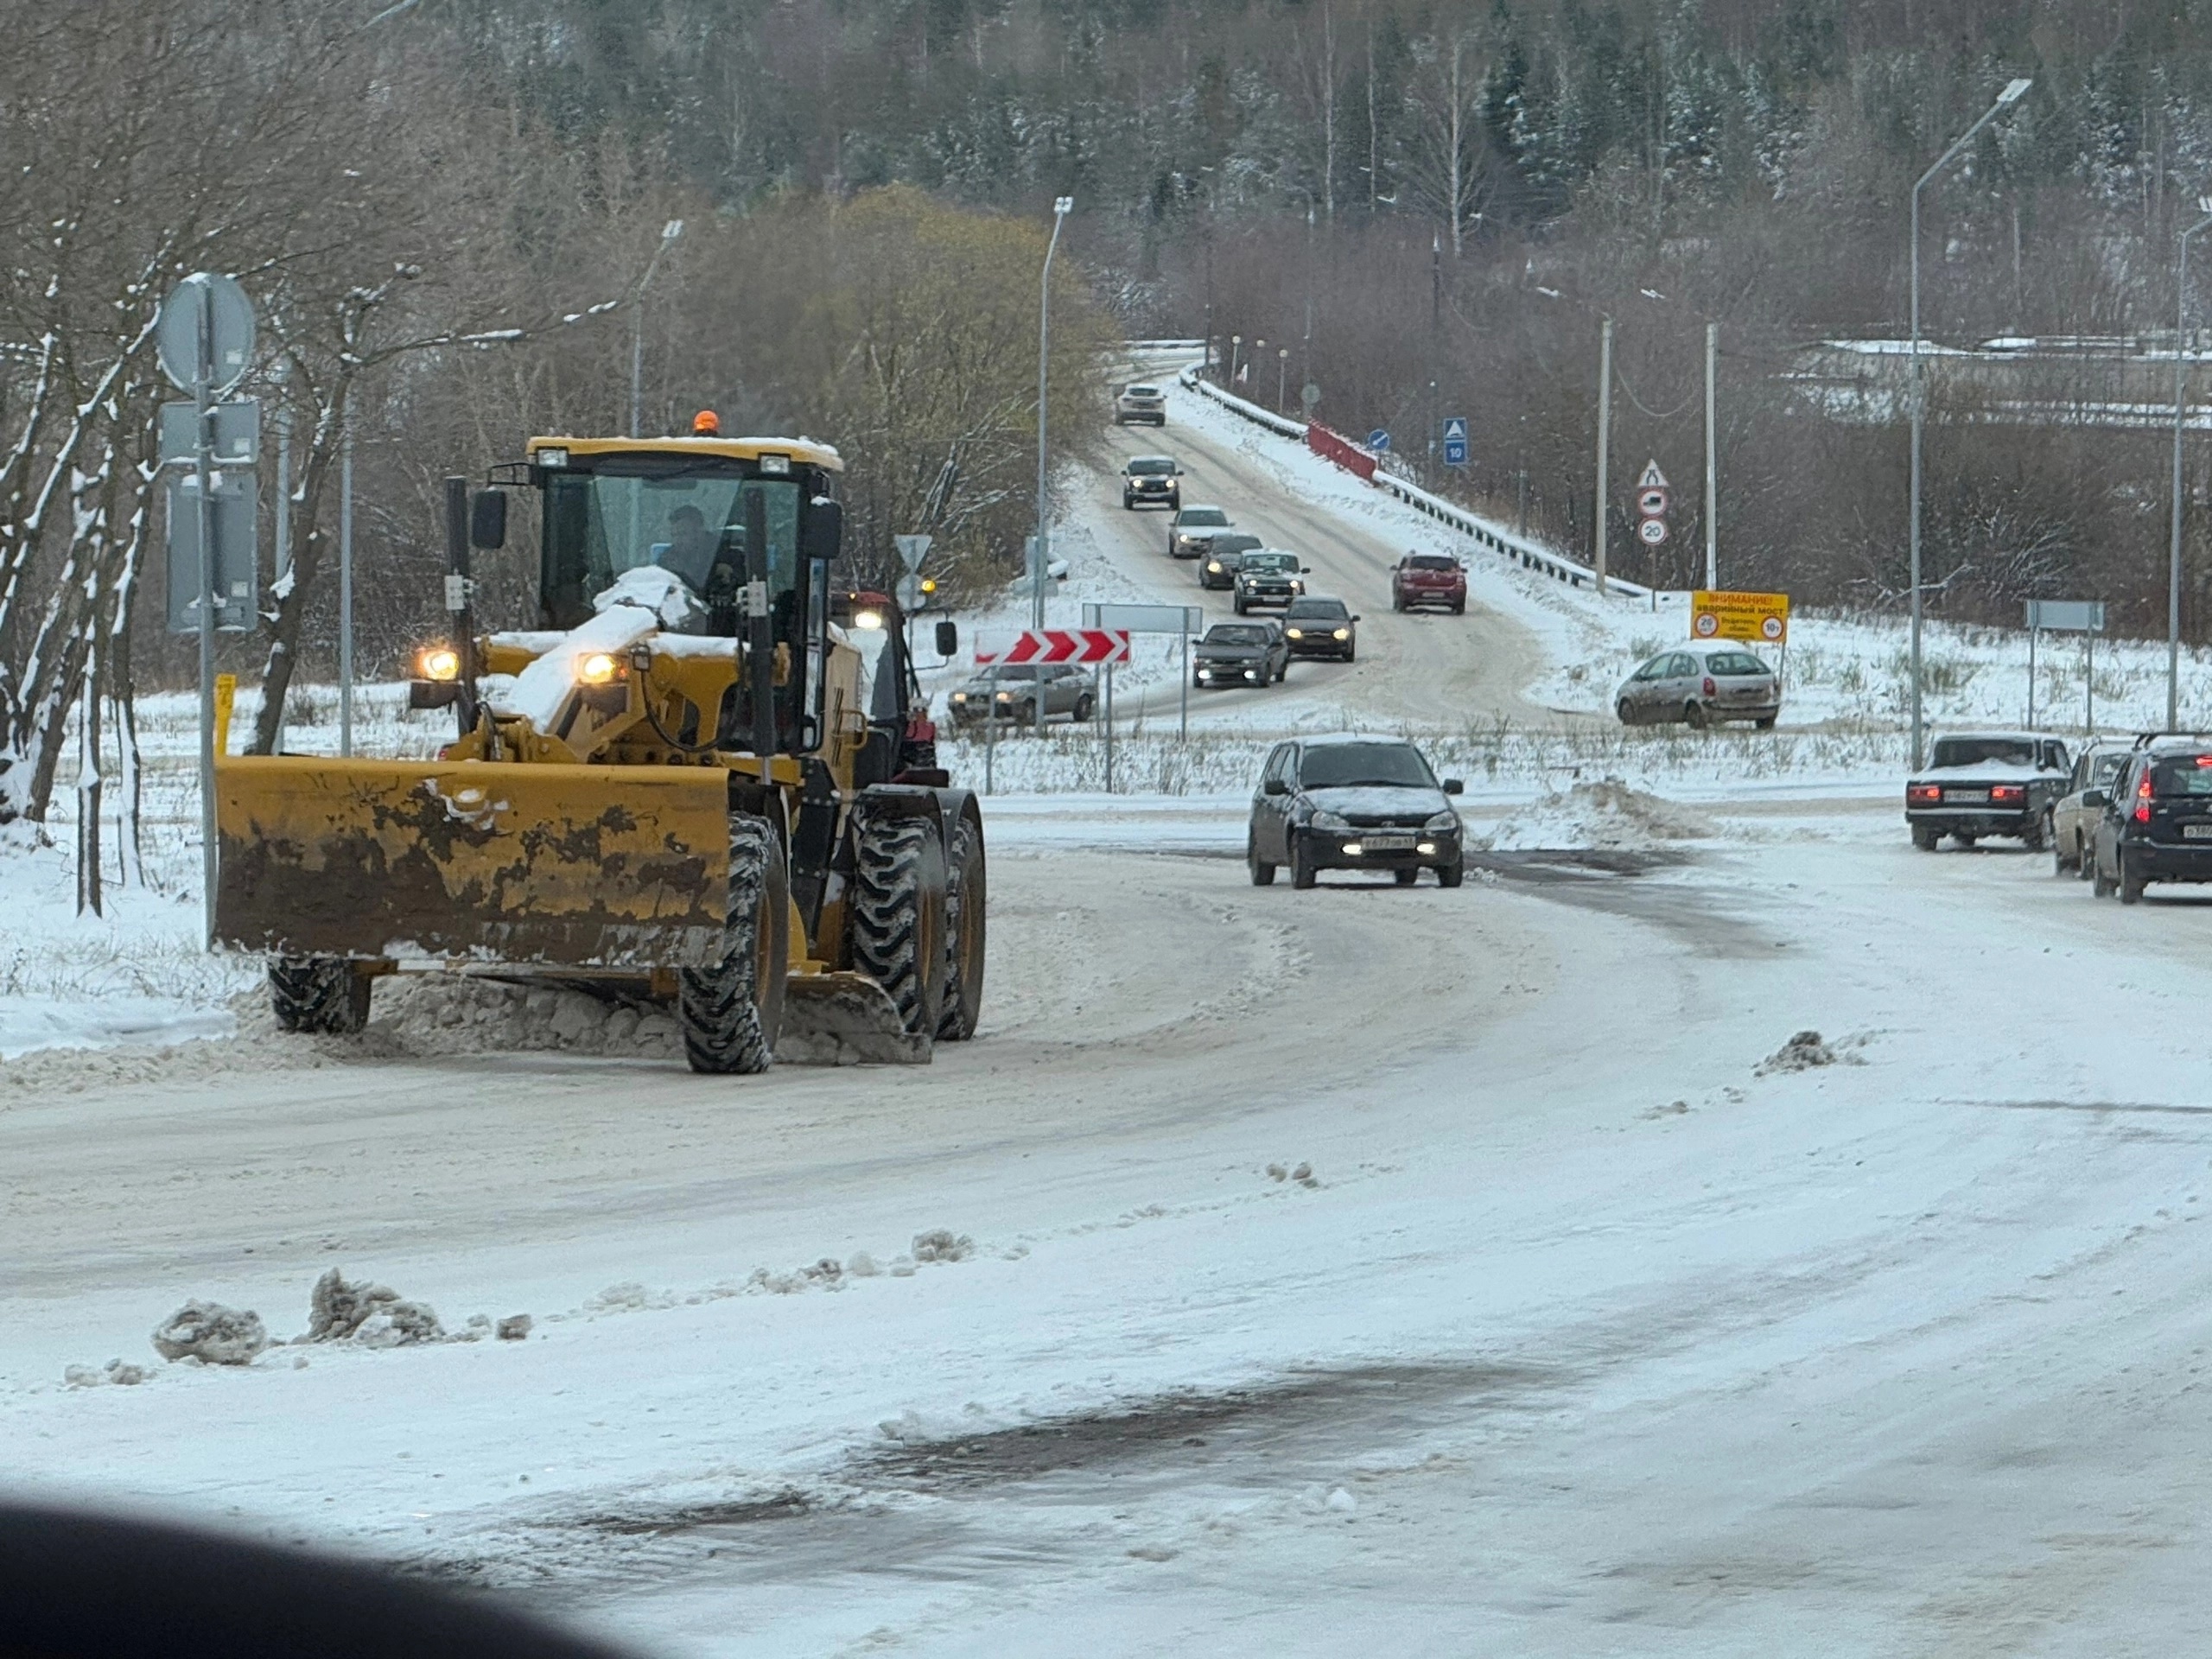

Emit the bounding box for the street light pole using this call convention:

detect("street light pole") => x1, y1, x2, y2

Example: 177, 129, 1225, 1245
1910, 77, 2031, 768
2170, 197, 2212, 730
1277, 347, 1289, 414
1036, 195, 1073, 632
630, 218, 684, 439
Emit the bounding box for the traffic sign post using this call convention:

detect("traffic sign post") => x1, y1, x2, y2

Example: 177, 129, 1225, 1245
1442, 415, 1468, 468
157, 272, 257, 950
1634, 461, 1670, 569
2024, 599, 2106, 733
1085, 601, 1204, 744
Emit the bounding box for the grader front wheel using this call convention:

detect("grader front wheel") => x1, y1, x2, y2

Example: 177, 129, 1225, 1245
679, 813, 789, 1074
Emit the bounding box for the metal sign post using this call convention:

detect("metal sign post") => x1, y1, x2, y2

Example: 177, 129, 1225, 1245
1083, 602, 1204, 742
156, 272, 256, 947
2025, 601, 2106, 734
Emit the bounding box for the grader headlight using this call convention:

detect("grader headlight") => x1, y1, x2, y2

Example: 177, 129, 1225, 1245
577, 651, 621, 687
419, 646, 461, 683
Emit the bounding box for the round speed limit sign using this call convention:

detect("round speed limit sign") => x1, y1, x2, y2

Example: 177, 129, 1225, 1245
1694, 613, 1719, 637
1762, 615, 1783, 640
1637, 518, 1668, 545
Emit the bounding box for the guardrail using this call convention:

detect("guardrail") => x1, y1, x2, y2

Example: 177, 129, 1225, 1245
1177, 367, 1649, 600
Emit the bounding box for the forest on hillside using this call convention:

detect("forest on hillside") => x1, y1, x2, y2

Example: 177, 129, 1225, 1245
7, 0, 2212, 825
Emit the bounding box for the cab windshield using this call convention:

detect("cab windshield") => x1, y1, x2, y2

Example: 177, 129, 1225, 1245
541, 461, 800, 632
1299, 742, 1436, 790
1243, 553, 1299, 574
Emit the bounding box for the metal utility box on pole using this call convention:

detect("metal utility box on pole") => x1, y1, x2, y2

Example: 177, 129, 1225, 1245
1593, 316, 1613, 595
155, 271, 257, 948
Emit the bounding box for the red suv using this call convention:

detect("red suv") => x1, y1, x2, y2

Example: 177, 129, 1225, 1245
1392, 552, 1465, 613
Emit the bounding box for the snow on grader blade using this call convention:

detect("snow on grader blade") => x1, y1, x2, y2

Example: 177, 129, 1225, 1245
214, 757, 730, 969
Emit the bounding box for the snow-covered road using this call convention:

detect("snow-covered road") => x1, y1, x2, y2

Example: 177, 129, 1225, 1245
9, 800, 2212, 1655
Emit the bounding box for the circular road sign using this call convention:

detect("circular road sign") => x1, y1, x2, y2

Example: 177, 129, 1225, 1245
156, 272, 256, 397
1637, 517, 1669, 546
1301, 381, 1322, 410
1694, 613, 1719, 637
1637, 487, 1669, 516
1762, 614, 1784, 640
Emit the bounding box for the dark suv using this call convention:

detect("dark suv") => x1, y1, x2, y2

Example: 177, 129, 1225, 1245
1122, 454, 1181, 511
1249, 734, 1465, 889
2090, 735, 2212, 902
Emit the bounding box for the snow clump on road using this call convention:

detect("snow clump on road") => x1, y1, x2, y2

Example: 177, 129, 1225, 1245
1756, 1029, 1871, 1075
64, 1358, 152, 1387
911, 1229, 974, 1263
306, 1268, 445, 1345
149, 1301, 270, 1365
1480, 778, 1715, 851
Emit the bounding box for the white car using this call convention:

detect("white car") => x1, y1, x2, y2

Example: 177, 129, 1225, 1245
1115, 383, 1167, 425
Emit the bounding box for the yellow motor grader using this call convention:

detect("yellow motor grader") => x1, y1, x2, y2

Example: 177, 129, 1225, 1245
213, 423, 984, 1072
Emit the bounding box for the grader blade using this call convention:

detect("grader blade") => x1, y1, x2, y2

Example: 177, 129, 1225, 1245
778, 974, 931, 1065
214, 757, 729, 969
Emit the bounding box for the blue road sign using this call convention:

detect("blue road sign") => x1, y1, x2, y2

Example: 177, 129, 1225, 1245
1368, 429, 1390, 452
1442, 416, 1468, 442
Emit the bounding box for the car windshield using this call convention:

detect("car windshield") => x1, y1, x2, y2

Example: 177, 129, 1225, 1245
1244, 553, 1299, 574
1408, 555, 1458, 571
1212, 535, 1262, 556
1930, 737, 2036, 768
1705, 652, 1770, 676
1179, 508, 1230, 527
542, 462, 799, 632
1205, 626, 1268, 646
1126, 457, 1175, 475
1299, 742, 1436, 790
1287, 599, 1349, 619
2152, 756, 2212, 795
982, 665, 1037, 681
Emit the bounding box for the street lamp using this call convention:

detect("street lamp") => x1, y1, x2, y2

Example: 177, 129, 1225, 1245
2170, 193, 2212, 729
1230, 334, 1242, 385
631, 218, 684, 439
1277, 347, 1290, 413
1035, 194, 1073, 631
1910, 76, 2031, 766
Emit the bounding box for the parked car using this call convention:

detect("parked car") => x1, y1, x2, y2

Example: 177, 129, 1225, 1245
1392, 551, 1467, 613
1249, 734, 1466, 889
946, 663, 1097, 728
2048, 739, 2133, 876
1904, 731, 2071, 850
1193, 621, 1289, 689
1232, 549, 1308, 613
1115, 383, 1167, 425
1282, 596, 1358, 662
1121, 454, 1182, 510
1168, 504, 1234, 559
1614, 641, 1781, 728
1198, 532, 1264, 590
2089, 734, 2212, 902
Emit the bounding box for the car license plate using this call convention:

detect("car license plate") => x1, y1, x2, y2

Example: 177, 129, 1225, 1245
2184, 823, 2212, 840
1945, 789, 1988, 804
1362, 834, 1416, 850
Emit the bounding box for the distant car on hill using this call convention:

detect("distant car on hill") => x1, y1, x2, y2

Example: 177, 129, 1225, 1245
1121, 454, 1182, 510
1168, 504, 1233, 559
1115, 383, 1167, 425
1281, 596, 1358, 662
1198, 532, 1263, 590
1391, 552, 1466, 613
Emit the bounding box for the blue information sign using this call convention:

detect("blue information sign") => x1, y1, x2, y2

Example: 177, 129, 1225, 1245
1368, 429, 1390, 452
1442, 415, 1468, 467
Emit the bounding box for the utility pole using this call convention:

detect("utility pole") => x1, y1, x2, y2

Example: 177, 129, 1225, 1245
2170, 198, 2212, 730
1593, 316, 1613, 595
1035, 196, 1073, 632
1911, 78, 2032, 768
1704, 321, 1719, 590
339, 419, 354, 757
629, 219, 684, 439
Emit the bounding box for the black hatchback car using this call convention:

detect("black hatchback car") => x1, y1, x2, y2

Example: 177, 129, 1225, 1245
1249, 734, 1465, 889
1193, 621, 1288, 689
2090, 735, 2212, 903
1281, 596, 1358, 661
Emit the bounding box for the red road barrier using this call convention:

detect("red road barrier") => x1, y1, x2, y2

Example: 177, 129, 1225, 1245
1305, 423, 1376, 481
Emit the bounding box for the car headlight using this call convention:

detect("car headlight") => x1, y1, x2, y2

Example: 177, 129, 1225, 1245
1206, 561, 1222, 573
1332, 628, 1350, 640
1423, 810, 1460, 834
1310, 810, 1351, 831
1285, 627, 1304, 639
952, 692, 969, 702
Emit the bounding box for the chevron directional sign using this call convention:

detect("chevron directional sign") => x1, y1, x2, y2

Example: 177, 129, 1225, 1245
974, 627, 1132, 665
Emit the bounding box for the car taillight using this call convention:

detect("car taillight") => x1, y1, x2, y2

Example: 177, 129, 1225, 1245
1702, 676, 1717, 697
1907, 784, 1942, 804
2135, 769, 2154, 823
1989, 785, 2024, 804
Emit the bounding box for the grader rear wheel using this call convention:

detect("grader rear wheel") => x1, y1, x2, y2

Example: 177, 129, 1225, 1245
851, 811, 949, 1039
936, 807, 987, 1042
269, 957, 372, 1034
678, 813, 788, 1075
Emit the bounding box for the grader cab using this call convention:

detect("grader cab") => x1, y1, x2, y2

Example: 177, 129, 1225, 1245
213, 426, 983, 1072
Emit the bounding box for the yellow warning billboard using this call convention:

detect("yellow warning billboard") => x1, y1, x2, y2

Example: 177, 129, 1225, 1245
1691, 589, 1789, 645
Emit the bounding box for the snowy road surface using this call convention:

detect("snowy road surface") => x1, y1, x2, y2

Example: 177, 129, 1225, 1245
9, 798, 2212, 1655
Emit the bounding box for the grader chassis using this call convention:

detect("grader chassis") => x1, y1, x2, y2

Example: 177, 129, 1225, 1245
214, 429, 984, 1071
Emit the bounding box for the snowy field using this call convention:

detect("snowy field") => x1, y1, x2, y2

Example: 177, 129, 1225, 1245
7, 364, 2212, 1655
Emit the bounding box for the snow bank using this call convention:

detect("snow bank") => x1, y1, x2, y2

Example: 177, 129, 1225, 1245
1479, 778, 1717, 850
149, 1301, 270, 1365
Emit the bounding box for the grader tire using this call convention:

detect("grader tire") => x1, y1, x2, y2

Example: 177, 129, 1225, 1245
936, 808, 988, 1043
852, 812, 950, 1039
270, 957, 372, 1034
679, 813, 788, 1075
